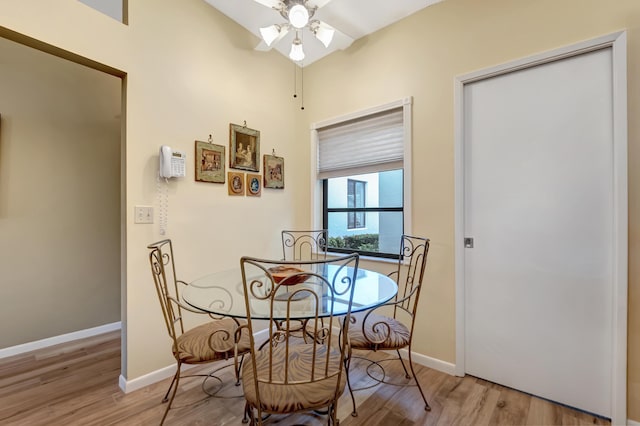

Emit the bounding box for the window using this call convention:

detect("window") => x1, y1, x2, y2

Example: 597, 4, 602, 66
315, 99, 411, 259
323, 171, 403, 257
347, 179, 366, 229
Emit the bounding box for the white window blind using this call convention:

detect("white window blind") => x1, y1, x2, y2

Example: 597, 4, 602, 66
317, 107, 403, 179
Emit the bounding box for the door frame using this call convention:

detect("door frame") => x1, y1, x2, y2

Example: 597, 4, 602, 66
453, 31, 627, 424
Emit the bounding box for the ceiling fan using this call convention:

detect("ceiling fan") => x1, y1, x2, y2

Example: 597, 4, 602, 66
252, 0, 342, 62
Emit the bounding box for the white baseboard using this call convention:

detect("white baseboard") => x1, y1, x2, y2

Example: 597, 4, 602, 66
0, 321, 121, 360
627, 419, 640, 426
328, 324, 456, 377
118, 327, 271, 394
398, 348, 456, 376
118, 328, 457, 394
119, 364, 178, 393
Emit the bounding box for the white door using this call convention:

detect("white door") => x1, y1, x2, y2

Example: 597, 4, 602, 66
463, 47, 616, 417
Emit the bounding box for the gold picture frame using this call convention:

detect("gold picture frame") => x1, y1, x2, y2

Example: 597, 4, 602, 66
229, 123, 260, 172
263, 154, 284, 189
246, 173, 262, 197
195, 140, 225, 183
228, 171, 245, 196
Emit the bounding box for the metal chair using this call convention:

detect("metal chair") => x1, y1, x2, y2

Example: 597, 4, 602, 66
147, 239, 251, 425
345, 235, 431, 416
280, 229, 329, 341
281, 229, 328, 261
239, 253, 359, 425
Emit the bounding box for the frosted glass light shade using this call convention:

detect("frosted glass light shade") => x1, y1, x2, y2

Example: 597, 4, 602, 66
289, 39, 305, 61
288, 4, 309, 29
313, 22, 335, 48
260, 25, 281, 46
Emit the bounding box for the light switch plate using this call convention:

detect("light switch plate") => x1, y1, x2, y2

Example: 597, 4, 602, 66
135, 206, 154, 224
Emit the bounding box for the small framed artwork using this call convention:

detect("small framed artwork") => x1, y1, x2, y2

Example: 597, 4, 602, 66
263, 154, 284, 189
228, 171, 245, 196
229, 123, 260, 172
195, 140, 225, 183
246, 174, 262, 197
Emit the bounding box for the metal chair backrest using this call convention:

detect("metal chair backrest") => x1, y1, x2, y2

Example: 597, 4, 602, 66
391, 235, 430, 326
148, 239, 185, 352
240, 253, 359, 407
281, 229, 328, 261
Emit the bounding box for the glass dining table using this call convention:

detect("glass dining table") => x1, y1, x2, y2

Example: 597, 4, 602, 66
182, 265, 398, 320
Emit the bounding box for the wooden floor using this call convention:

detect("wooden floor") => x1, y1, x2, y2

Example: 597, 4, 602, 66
0, 331, 610, 426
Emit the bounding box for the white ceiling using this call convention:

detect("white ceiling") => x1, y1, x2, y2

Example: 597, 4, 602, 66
203, 0, 443, 66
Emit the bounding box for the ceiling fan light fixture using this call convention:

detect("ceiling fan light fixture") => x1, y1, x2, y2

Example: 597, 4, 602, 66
289, 38, 305, 61
312, 22, 335, 48
259, 24, 282, 46
288, 4, 309, 28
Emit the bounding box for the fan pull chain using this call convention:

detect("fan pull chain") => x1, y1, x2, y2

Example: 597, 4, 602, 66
300, 65, 304, 110
299, 31, 305, 110
293, 61, 298, 99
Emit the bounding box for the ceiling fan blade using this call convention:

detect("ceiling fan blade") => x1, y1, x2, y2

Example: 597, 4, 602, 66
252, 0, 283, 9
307, 0, 333, 9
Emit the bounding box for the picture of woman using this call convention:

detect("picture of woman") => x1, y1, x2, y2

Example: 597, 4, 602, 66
230, 123, 260, 172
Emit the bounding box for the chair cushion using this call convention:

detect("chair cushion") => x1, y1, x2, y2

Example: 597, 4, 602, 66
175, 318, 250, 364
242, 343, 346, 413
348, 312, 410, 350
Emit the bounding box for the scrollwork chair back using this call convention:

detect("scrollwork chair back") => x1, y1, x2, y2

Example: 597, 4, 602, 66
240, 253, 359, 425
345, 234, 431, 417
147, 239, 250, 425
281, 229, 328, 261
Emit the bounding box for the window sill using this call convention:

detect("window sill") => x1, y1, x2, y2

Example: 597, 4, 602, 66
326, 251, 398, 265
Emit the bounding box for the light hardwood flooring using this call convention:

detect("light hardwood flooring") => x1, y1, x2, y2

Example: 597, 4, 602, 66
0, 331, 610, 425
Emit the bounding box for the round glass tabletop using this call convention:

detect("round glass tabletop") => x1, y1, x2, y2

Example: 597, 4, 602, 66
183, 266, 398, 320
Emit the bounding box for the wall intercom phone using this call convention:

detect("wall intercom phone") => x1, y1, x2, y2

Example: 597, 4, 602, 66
159, 145, 186, 178
157, 145, 186, 236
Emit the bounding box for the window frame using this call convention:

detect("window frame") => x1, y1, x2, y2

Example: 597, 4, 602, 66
322, 178, 404, 259
347, 179, 366, 229
311, 97, 413, 260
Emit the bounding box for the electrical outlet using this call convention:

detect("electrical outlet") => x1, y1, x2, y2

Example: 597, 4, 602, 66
135, 206, 154, 224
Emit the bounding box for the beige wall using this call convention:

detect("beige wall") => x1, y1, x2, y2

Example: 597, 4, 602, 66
1, 0, 638, 420
0, 36, 121, 347
301, 0, 640, 419
120, 0, 304, 379
0, 0, 307, 378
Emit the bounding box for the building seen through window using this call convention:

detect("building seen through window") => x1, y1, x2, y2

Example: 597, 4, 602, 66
347, 179, 366, 229
324, 170, 403, 257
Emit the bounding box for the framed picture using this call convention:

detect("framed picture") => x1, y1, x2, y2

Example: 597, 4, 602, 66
195, 140, 225, 183
246, 174, 262, 197
228, 171, 245, 196
229, 123, 260, 172
263, 154, 284, 189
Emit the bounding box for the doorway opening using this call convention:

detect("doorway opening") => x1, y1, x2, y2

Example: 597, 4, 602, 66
0, 27, 127, 377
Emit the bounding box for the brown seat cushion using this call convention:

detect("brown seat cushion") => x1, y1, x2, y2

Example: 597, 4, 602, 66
242, 343, 346, 413
174, 318, 250, 364
348, 312, 410, 350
